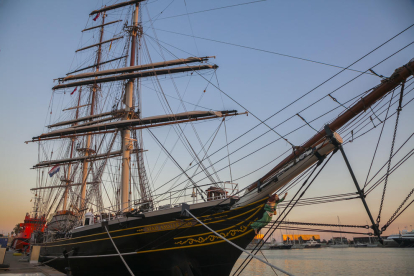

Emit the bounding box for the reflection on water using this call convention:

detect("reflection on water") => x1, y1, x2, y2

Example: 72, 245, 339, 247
231, 247, 414, 276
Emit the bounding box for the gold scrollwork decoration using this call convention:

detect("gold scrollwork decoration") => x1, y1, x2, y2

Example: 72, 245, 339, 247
174, 225, 248, 246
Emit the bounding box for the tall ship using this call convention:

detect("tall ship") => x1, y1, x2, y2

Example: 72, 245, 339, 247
26, 1, 414, 275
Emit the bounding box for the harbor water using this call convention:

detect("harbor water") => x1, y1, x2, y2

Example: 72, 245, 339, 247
231, 247, 414, 276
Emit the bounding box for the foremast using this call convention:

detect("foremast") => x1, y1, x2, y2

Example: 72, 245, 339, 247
80, 10, 106, 214
62, 88, 82, 211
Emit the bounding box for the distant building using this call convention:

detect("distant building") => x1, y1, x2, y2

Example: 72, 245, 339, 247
331, 237, 349, 244
353, 236, 381, 244
282, 234, 320, 242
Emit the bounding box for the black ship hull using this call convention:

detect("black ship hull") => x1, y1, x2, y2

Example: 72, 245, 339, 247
393, 238, 414, 248
304, 244, 321, 248
37, 198, 267, 275
269, 244, 292, 250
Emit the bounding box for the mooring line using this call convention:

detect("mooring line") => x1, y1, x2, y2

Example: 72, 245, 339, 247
105, 226, 135, 276
36, 250, 74, 266
185, 210, 295, 276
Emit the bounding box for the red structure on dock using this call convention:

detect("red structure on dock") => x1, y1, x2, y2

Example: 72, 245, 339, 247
11, 213, 45, 252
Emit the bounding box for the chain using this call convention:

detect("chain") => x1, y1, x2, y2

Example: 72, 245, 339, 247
376, 81, 405, 224
381, 188, 414, 232
228, 219, 369, 229
279, 220, 369, 229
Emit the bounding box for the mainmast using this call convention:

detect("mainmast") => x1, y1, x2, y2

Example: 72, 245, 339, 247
80, 11, 106, 212
120, 3, 139, 213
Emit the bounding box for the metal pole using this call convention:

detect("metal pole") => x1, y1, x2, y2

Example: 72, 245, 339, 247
337, 144, 382, 242
324, 124, 382, 242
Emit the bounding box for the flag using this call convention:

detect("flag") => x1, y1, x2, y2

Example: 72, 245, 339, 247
71, 87, 78, 95
93, 12, 100, 21
48, 165, 60, 177
109, 41, 112, 51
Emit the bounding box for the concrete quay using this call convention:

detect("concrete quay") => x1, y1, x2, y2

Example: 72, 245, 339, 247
0, 251, 64, 276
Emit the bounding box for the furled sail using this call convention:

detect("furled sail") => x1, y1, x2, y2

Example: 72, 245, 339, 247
33, 149, 142, 168
48, 110, 124, 128
66, 55, 128, 75
62, 57, 211, 82
89, 0, 145, 15
33, 110, 237, 140
75, 36, 123, 52
82, 20, 122, 32
30, 182, 99, 191
53, 64, 218, 89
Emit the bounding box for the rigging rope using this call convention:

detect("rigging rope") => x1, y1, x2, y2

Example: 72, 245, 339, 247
143, 0, 266, 25
234, 153, 333, 276
105, 225, 135, 276
364, 90, 396, 187
223, 118, 233, 183
259, 249, 279, 276
185, 209, 295, 276
343, 87, 414, 145
376, 81, 405, 224
142, 16, 222, 188
144, 33, 414, 196
152, 23, 412, 76
381, 188, 414, 232
147, 128, 207, 201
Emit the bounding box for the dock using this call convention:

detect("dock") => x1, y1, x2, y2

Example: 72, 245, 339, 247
0, 251, 64, 276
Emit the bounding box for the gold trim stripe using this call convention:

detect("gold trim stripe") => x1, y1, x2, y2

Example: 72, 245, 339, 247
42, 204, 262, 248
42, 197, 266, 246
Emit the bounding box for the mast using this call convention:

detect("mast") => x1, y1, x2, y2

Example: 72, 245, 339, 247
62, 88, 82, 211
338, 216, 343, 244
80, 11, 106, 212
120, 3, 139, 213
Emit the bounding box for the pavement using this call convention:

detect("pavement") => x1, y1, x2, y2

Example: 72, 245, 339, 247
0, 251, 64, 276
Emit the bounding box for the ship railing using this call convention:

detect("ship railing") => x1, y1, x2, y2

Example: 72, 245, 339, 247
64, 182, 239, 226
146, 181, 239, 212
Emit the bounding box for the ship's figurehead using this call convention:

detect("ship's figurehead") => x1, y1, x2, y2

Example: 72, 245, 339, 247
251, 192, 287, 235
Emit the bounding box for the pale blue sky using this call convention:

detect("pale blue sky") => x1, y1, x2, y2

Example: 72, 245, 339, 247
1, 0, 414, 239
